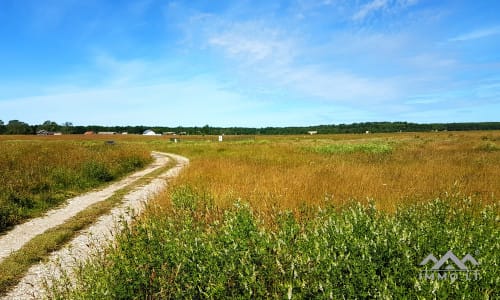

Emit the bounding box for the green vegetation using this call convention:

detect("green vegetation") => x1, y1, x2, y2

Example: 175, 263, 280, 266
308, 142, 393, 154
0, 156, 176, 296
0, 141, 151, 232
47, 188, 499, 299
2, 119, 500, 135
0, 132, 497, 298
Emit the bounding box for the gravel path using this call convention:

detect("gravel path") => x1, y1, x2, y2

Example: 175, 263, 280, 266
1, 152, 189, 300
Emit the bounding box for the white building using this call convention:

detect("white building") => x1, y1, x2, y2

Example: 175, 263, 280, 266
143, 129, 157, 136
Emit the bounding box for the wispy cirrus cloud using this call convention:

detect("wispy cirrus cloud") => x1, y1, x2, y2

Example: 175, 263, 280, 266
2, 0, 497, 126
352, 0, 419, 21
448, 26, 500, 42
207, 22, 296, 67
203, 19, 404, 108
353, 0, 389, 21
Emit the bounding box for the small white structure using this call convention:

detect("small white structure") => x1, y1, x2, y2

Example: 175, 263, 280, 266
143, 129, 157, 136
308, 131, 318, 135
218, 135, 223, 142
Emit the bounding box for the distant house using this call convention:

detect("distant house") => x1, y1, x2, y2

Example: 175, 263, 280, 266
37, 130, 62, 136
308, 131, 318, 135
98, 132, 117, 135
143, 129, 157, 136
37, 130, 52, 136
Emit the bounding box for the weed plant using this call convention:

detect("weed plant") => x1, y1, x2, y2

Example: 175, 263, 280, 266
47, 187, 499, 299
307, 142, 393, 154
5, 132, 497, 298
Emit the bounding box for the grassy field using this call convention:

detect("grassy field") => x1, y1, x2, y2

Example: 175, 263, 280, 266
0, 136, 152, 232
0, 131, 500, 299
41, 131, 499, 299
154, 131, 499, 213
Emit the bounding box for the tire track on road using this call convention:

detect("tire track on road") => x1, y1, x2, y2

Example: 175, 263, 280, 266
1, 152, 188, 299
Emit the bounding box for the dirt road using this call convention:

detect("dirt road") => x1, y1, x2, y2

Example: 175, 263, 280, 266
1, 152, 188, 299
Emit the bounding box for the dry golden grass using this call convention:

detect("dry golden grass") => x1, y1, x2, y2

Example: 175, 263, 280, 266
154, 131, 500, 213
0, 137, 152, 231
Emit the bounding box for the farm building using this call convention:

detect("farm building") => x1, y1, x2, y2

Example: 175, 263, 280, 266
143, 129, 157, 136
37, 130, 51, 135
36, 130, 61, 136
84, 131, 95, 135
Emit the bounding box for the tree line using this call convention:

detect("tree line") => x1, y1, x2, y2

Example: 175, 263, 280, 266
1, 119, 500, 135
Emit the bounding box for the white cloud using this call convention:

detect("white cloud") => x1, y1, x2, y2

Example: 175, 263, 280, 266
203, 20, 403, 106
207, 22, 296, 67
353, 0, 389, 21
352, 0, 419, 21
209, 35, 277, 62
448, 26, 500, 42
265, 65, 400, 104
405, 53, 457, 69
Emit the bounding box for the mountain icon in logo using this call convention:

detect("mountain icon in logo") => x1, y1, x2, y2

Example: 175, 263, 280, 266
420, 250, 479, 270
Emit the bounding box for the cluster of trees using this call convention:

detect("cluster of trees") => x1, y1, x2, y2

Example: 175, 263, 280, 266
1, 120, 500, 135
0, 120, 74, 135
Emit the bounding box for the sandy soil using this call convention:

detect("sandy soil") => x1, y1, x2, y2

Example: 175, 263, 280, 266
1, 152, 188, 299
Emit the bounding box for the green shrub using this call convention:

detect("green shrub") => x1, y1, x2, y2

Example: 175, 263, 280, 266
308, 143, 393, 155
0, 201, 19, 231
82, 161, 114, 183
475, 142, 499, 152
47, 191, 499, 299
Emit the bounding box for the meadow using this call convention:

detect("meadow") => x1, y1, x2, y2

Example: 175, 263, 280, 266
0, 136, 152, 232
155, 131, 499, 212
43, 131, 499, 299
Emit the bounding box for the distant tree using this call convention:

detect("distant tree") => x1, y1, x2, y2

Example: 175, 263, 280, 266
61, 121, 74, 134
0, 120, 5, 134
6, 120, 32, 134
202, 124, 211, 135
40, 120, 60, 132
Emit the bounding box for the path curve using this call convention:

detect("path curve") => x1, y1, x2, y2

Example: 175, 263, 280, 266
1, 152, 189, 300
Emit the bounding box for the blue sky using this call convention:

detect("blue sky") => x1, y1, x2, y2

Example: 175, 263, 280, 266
0, 0, 499, 127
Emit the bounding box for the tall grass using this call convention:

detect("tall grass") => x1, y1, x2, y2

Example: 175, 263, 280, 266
43, 131, 500, 298
47, 189, 499, 299
154, 131, 500, 213
0, 140, 152, 232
